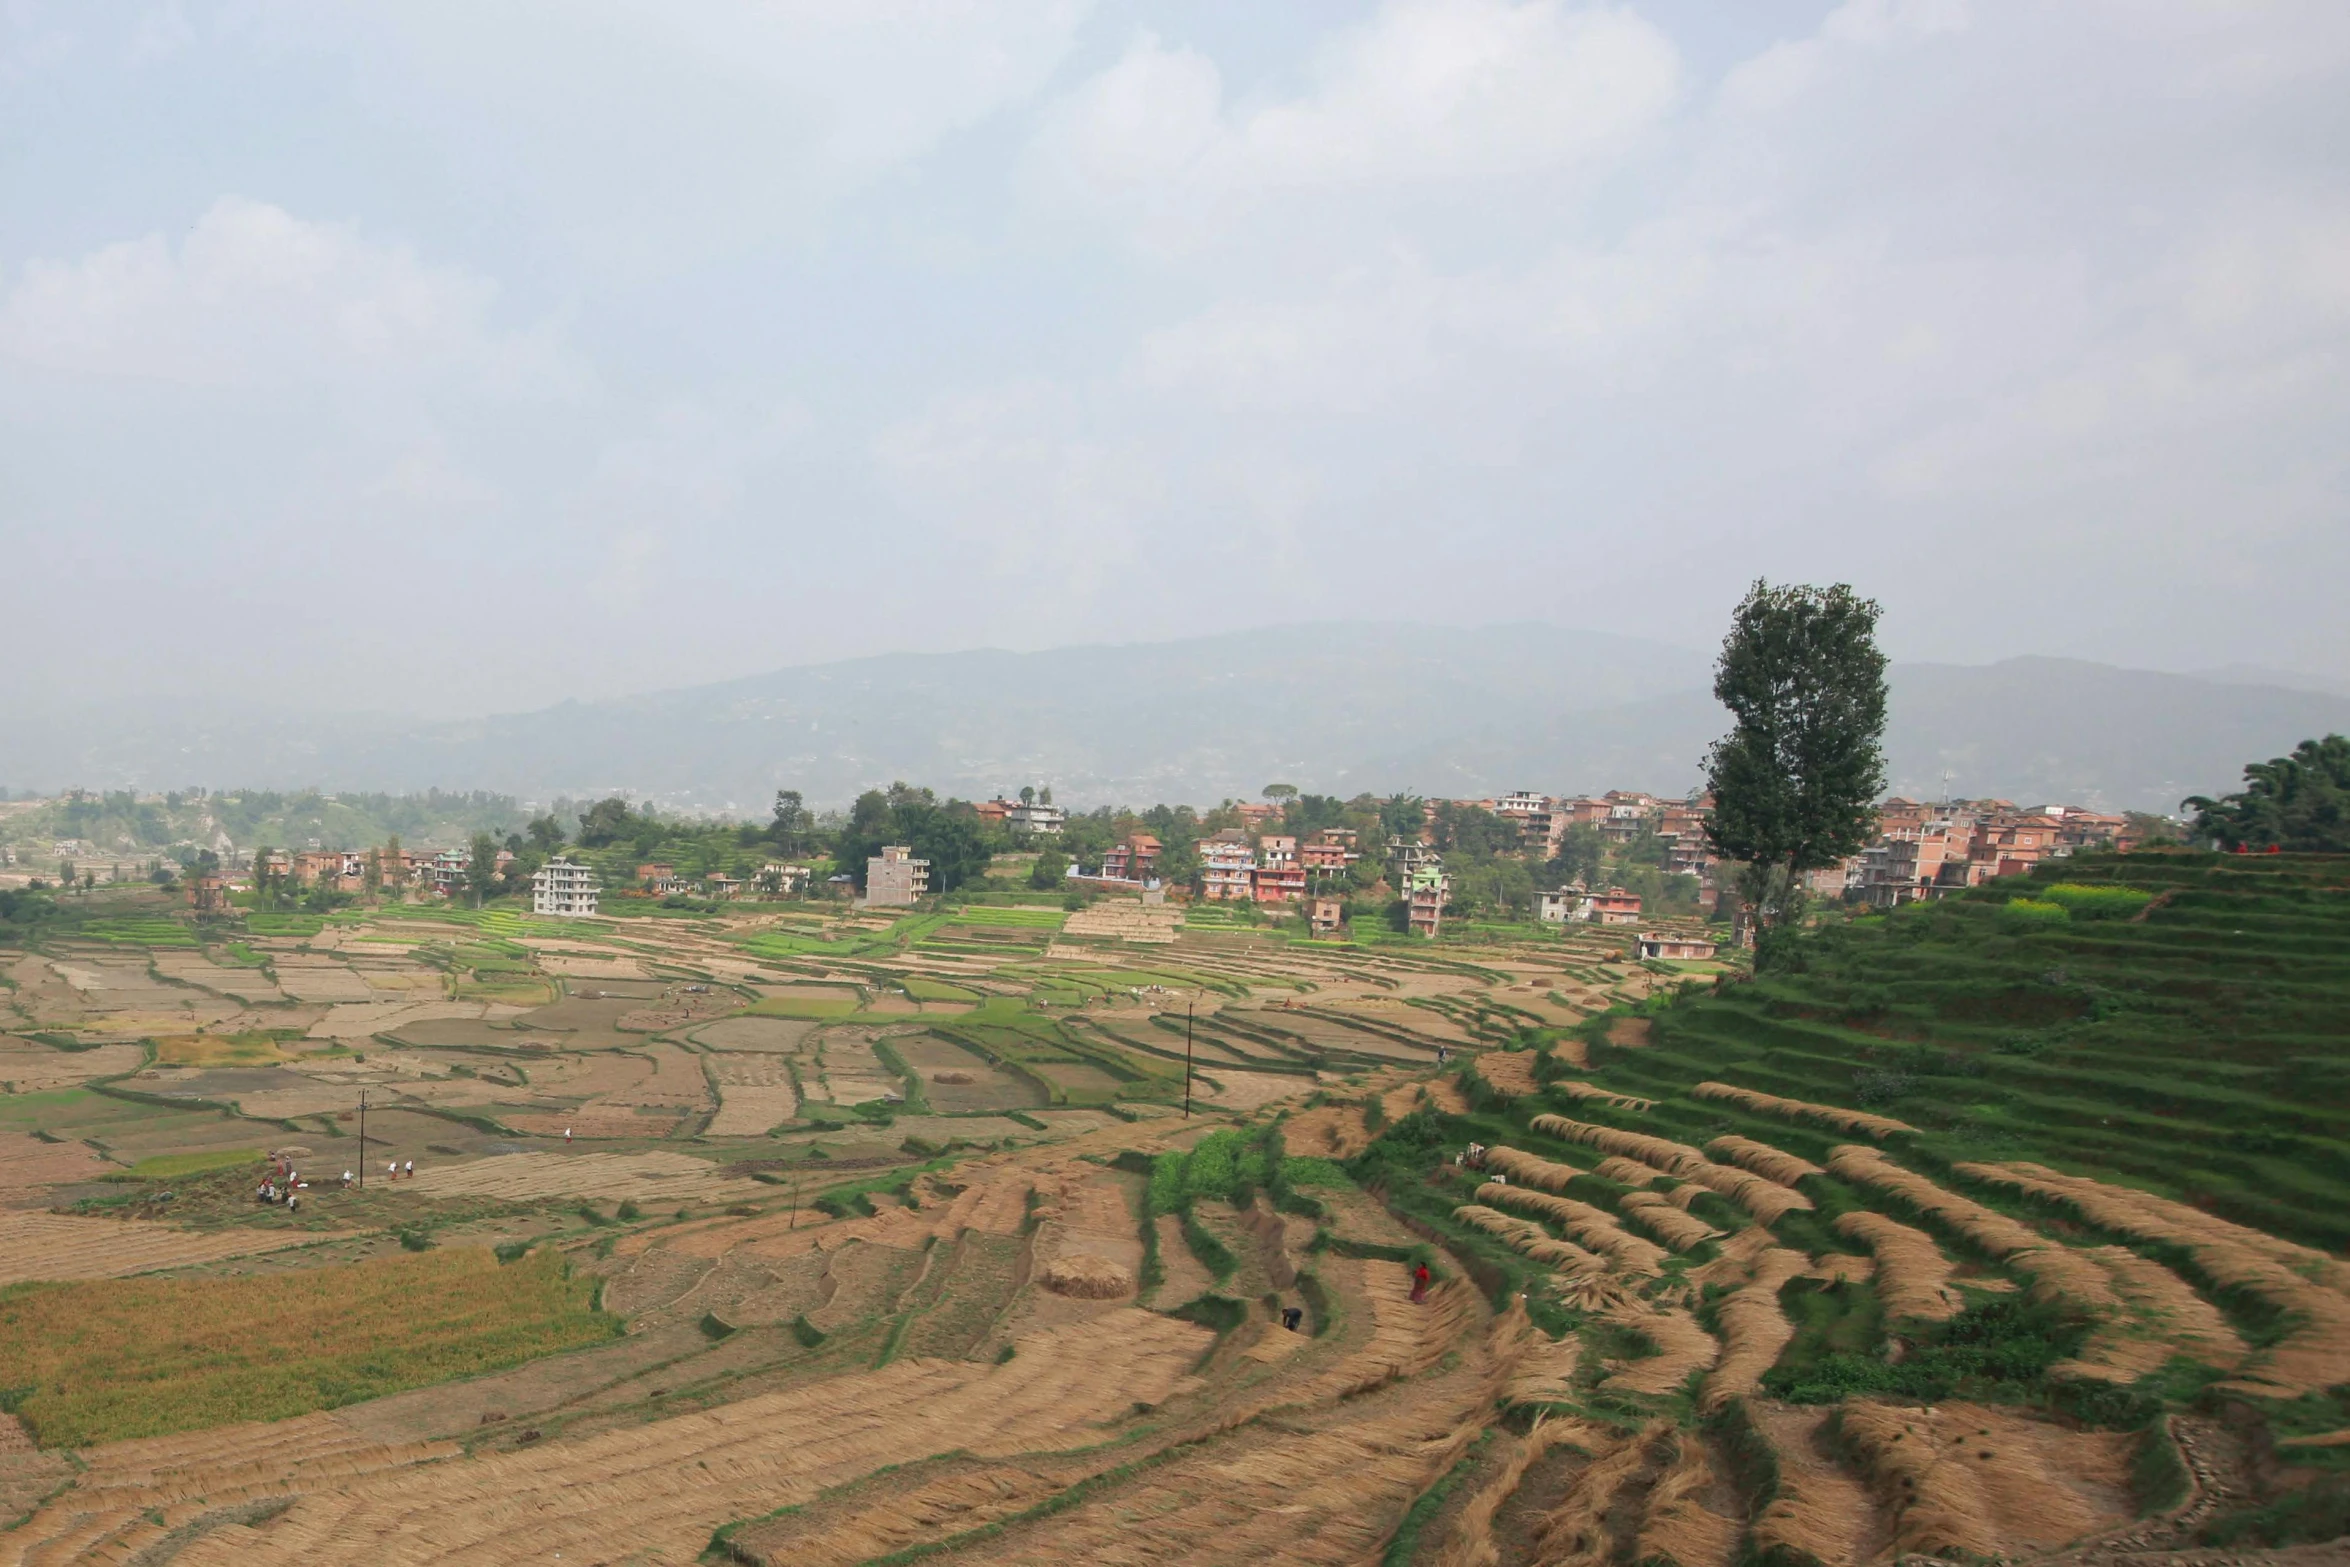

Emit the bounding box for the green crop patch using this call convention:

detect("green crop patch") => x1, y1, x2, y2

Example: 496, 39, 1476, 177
0, 1247, 619, 1447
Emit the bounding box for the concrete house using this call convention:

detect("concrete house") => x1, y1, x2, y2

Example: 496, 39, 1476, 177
531, 857, 599, 918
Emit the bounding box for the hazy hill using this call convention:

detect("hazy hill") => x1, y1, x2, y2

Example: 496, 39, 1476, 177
6, 626, 2344, 814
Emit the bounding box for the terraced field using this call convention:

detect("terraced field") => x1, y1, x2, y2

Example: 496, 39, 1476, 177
0, 854, 2342, 1561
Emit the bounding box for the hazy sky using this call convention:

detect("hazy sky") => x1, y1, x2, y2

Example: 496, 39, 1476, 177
4, 0, 2345, 716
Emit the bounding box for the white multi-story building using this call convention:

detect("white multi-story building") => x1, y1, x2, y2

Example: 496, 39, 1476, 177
531, 857, 599, 918
1004, 801, 1066, 836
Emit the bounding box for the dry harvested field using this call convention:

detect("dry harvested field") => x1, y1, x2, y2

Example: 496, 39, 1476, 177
0, 1211, 316, 1283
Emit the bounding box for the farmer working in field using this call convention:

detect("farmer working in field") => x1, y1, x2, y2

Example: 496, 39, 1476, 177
1410, 1262, 1430, 1303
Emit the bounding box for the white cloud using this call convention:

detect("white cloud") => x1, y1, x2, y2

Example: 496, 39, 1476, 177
0, 196, 580, 395
1033, 0, 1682, 245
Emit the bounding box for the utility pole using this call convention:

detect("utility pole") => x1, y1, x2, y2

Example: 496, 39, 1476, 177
1183, 1000, 1195, 1119
357, 1089, 367, 1188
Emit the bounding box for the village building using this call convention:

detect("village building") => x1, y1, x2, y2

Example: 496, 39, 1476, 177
189, 874, 233, 917
865, 844, 930, 907
637, 861, 681, 893
531, 857, 599, 918
1308, 896, 1344, 937
1586, 886, 1644, 925
974, 800, 1011, 828
1199, 829, 1255, 902
1636, 930, 1719, 961
1536, 888, 1584, 924
704, 872, 745, 900
1252, 857, 1306, 903
1233, 802, 1281, 831
761, 862, 810, 895
1298, 827, 1361, 872
1101, 833, 1162, 883
1405, 863, 1448, 939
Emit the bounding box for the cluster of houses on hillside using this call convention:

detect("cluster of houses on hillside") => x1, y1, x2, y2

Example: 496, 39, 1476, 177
198, 783, 2148, 937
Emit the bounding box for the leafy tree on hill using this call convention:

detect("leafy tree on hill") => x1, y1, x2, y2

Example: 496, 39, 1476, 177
525, 815, 566, 854
1703, 580, 1889, 927
1378, 793, 1424, 846
834, 783, 990, 896
575, 797, 642, 849
1029, 848, 1067, 889
2184, 734, 2350, 851
1429, 801, 1517, 859
768, 790, 812, 855
1544, 823, 1605, 890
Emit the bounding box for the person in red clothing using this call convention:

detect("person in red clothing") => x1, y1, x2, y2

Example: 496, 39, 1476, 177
1410, 1262, 1430, 1303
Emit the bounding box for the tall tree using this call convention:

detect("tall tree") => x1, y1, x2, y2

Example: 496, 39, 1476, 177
768, 790, 810, 855
1702, 581, 1889, 926
466, 832, 499, 908
2184, 735, 2350, 851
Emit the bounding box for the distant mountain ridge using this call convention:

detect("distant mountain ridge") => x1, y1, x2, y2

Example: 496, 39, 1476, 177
5, 626, 2344, 814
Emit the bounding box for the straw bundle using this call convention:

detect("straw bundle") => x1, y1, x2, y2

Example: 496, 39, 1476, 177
1704, 1135, 1823, 1188
1692, 1081, 1914, 1138
1475, 1050, 1540, 1097
1040, 1253, 1135, 1299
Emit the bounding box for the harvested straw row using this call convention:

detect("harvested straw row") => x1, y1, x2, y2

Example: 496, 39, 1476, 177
1600, 1307, 1719, 1396
1705, 1135, 1823, 1188
1503, 1333, 1586, 1409
1635, 1432, 1741, 1567
1701, 1247, 1808, 1412
1837, 1400, 2125, 1561
1548, 1079, 1655, 1111
1535, 1116, 1812, 1222
1531, 1420, 1665, 1567
1483, 1144, 1584, 1193
1619, 1192, 1719, 1252
1437, 1418, 1614, 1567
1838, 1401, 2003, 1562
1593, 1156, 1658, 1188
2059, 1247, 2248, 1382
1478, 1182, 1667, 1275
1955, 1163, 2317, 1391
1692, 1081, 1914, 1139
1675, 1161, 1814, 1224
1834, 1211, 1962, 1322
1749, 1406, 1876, 1567
1455, 1205, 1606, 1273
1829, 1147, 2121, 1314
1531, 1114, 1708, 1176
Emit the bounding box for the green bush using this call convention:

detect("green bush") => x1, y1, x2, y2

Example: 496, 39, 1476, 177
1282, 1156, 1351, 1189
1146, 1153, 1185, 1217
2039, 882, 2155, 920
1998, 897, 2071, 929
